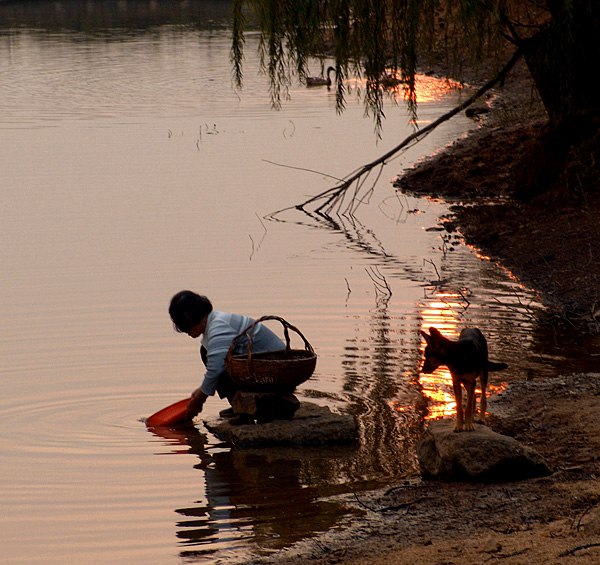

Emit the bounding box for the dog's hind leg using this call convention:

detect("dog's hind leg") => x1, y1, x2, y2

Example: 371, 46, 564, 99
464, 379, 477, 431
477, 368, 489, 424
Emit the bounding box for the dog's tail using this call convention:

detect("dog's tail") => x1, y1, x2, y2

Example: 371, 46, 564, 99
487, 361, 508, 371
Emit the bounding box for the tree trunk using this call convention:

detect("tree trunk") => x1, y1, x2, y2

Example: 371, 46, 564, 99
516, 0, 600, 200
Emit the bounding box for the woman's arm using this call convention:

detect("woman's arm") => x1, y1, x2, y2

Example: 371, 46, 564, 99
186, 387, 208, 419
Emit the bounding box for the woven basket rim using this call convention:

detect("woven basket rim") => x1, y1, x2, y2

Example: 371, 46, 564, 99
224, 316, 317, 387
228, 348, 316, 360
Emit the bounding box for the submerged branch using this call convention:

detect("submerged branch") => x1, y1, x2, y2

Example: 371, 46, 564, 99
262, 159, 345, 183
267, 48, 523, 221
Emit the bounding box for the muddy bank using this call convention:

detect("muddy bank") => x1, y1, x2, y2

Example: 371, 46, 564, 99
395, 58, 600, 333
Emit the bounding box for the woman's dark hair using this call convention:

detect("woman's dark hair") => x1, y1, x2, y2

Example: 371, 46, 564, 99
169, 291, 213, 333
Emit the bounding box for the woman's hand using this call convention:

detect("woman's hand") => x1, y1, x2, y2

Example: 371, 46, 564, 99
186, 388, 208, 420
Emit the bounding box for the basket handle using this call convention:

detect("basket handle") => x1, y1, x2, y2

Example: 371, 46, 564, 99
226, 315, 314, 368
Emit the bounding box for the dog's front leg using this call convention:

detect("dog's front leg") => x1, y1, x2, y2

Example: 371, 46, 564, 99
452, 377, 464, 432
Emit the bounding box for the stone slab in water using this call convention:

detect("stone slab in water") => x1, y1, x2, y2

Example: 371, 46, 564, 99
203, 402, 357, 448
417, 419, 552, 482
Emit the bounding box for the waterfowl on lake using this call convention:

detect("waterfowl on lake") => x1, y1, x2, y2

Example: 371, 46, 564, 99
307, 66, 335, 87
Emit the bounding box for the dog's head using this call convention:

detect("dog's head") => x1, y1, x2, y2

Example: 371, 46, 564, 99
419, 327, 445, 374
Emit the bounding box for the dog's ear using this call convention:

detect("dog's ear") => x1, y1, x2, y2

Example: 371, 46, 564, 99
429, 327, 443, 339
419, 329, 431, 344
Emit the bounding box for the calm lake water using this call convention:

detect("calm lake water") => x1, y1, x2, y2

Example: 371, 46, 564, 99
0, 1, 587, 563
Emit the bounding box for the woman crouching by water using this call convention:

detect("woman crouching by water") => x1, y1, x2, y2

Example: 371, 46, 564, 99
169, 290, 285, 420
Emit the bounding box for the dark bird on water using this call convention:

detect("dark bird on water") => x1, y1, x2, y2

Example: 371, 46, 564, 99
306, 66, 335, 87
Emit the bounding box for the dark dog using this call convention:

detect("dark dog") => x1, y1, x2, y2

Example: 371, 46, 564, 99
420, 327, 508, 432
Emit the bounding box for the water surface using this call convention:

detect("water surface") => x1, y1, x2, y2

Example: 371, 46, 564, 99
0, 2, 577, 563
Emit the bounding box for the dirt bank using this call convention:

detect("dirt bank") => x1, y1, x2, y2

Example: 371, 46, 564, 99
396, 57, 600, 333
245, 57, 600, 565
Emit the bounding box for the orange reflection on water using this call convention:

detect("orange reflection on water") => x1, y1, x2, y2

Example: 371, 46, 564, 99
419, 292, 461, 420
416, 75, 463, 104
464, 242, 529, 290
343, 73, 465, 105
389, 401, 408, 412
390, 73, 464, 106
420, 292, 462, 336
419, 372, 456, 419
418, 292, 508, 419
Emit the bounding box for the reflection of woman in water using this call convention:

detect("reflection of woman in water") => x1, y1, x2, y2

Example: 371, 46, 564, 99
149, 423, 347, 552
169, 290, 285, 420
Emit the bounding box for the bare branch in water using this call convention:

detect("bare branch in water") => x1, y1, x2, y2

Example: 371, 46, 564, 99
457, 287, 471, 308
262, 159, 344, 183
366, 266, 392, 297
344, 277, 352, 306
249, 234, 255, 261
255, 212, 268, 233
249, 214, 269, 260
266, 48, 523, 220
493, 290, 538, 322
423, 258, 441, 281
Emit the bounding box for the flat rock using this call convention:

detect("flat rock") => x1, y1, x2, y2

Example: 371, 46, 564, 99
203, 402, 357, 448
417, 419, 552, 482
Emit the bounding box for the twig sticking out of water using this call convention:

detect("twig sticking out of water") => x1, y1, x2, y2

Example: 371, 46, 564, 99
423, 258, 440, 281
366, 266, 392, 298
196, 124, 202, 149
283, 120, 296, 139
255, 212, 267, 234
423, 258, 450, 286
440, 233, 452, 257
492, 289, 537, 322
249, 213, 268, 260
344, 277, 352, 306
262, 158, 344, 183
457, 287, 471, 308
249, 235, 256, 261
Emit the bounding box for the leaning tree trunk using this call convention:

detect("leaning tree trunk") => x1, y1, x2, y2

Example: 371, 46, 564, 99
516, 0, 600, 200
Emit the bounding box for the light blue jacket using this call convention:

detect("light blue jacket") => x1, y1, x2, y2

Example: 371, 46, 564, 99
200, 311, 285, 396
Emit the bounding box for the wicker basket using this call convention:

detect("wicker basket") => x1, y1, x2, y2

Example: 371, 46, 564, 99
224, 315, 317, 393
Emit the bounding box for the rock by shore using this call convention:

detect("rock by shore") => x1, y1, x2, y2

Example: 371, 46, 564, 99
417, 419, 551, 482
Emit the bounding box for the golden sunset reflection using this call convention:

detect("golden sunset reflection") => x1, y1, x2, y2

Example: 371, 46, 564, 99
343, 73, 465, 105
389, 74, 465, 105
418, 292, 508, 420
419, 292, 461, 420
420, 293, 463, 335
388, 401, 408, 412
